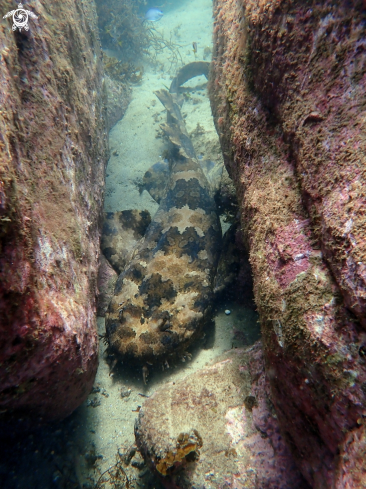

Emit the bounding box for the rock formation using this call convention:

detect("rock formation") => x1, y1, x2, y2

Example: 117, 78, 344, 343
209, 0, 366, 486
0, 0, 107, 424
135, 343, 309, 488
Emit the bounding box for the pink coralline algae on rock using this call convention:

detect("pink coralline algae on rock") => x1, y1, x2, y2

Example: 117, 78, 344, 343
0, 0, 108, 425
135, 343, 309, 489
209, 0, 366, 487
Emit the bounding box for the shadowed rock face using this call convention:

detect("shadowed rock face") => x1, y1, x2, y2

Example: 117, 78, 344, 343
97, 254, 118, 317
135, 343, 309, 489
0, 0, 107, 424
106, 90, 222, 364
209, 0, 366, 487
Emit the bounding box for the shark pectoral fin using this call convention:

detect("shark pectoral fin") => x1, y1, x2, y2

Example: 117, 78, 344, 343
142, 161, 170, 204
101, 209, 152, 274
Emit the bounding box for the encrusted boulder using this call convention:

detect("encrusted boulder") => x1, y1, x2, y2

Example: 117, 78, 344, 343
0, 0, 107, 424
135, 343, 309, 489
209, 0, 366, 486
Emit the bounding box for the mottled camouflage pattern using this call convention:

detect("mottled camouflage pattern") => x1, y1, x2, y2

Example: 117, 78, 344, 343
141, 159, 223, 205
106, 90, 222, 363
101, 210, 151, 274
141, 161, 170, 204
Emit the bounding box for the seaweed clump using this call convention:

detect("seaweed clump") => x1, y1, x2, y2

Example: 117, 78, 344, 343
103, 54, 144, 84
146, 27, 183, 73
94, 452, 130, 489
95, 0, 149, 60
96, 0, 183, 81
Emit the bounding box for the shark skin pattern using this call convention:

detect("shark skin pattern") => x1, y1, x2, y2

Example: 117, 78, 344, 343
101, 209, 151, 275
106, 90, 222, 364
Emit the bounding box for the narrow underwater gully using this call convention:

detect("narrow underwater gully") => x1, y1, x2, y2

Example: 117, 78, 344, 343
0, 0, 271, 488
90, 16, 266, 489
2, 0, 364, 487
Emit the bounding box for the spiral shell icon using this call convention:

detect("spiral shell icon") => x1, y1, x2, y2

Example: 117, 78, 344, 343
3, 3, 38, 32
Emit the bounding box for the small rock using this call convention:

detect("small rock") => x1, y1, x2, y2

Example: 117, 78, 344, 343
91, 384, 101, 394
121, 386, 132, 398
135, 343, 307, 488
225, 309, 231, 315
86, 397, 101, 408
